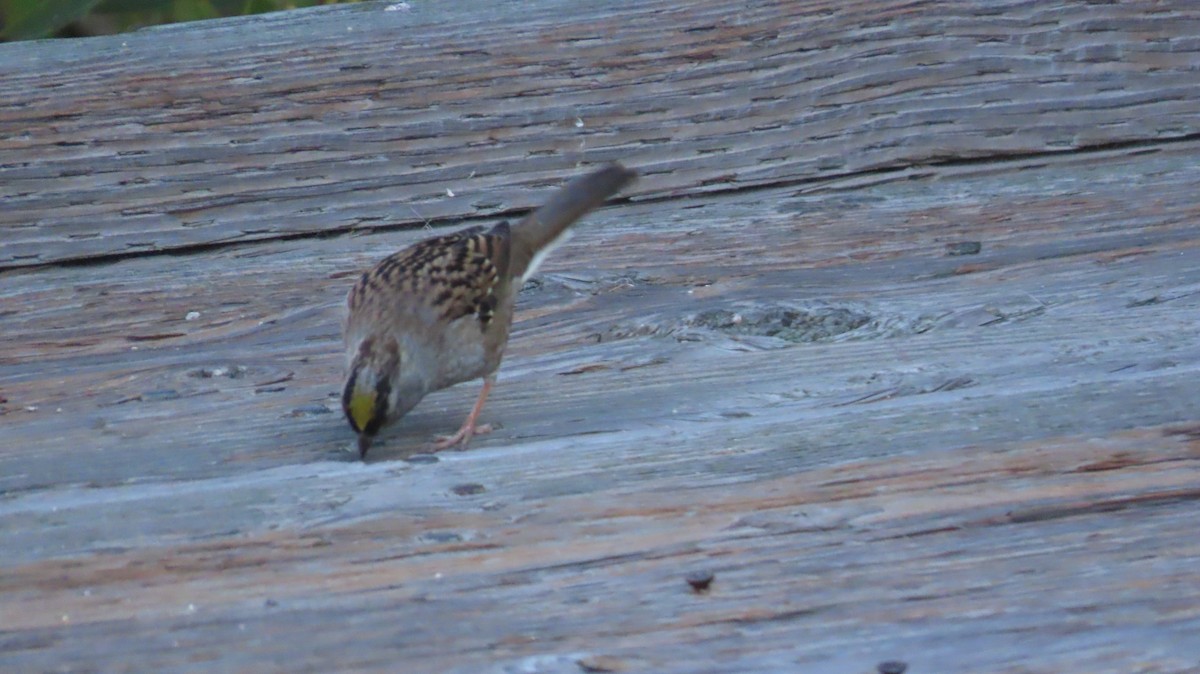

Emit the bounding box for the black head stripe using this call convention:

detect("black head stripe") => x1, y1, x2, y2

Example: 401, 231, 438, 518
342, 368, 361, 433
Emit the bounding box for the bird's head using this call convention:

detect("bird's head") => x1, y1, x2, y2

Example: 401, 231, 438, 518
342, 336, 421, 458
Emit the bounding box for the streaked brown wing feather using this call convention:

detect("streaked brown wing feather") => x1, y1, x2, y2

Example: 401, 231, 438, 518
348, 224, 510, 327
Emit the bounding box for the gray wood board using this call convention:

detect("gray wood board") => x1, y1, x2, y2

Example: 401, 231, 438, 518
5, 0, 1200, 671
2, 0, 1200, 267
3, 136, 1200, 671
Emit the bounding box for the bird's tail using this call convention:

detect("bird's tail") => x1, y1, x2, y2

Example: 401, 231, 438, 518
509, 163, 637, 282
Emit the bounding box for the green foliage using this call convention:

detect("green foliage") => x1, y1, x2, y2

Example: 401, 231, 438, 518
0, 0, 366, 41
170, 0, 219, 22
1, 0, 105, 40
242, 0, 285, 13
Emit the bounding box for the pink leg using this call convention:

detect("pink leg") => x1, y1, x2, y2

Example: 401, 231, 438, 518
432, 376, 495, 451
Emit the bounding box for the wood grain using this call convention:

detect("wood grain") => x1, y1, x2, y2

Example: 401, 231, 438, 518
3, 0, 1200, 672
2, 0, 1199, 267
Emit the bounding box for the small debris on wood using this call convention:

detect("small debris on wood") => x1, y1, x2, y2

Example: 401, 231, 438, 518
289, 404, 332, 417
451, 483, 486, 496
559, 363, 611, 376
1127, 294, 1163, 307
877, 660, 908, 674
945, 241, 982, 256
253, 373, 295, 387
685, 570, 715, 593
190, 365, 248, 379
404, 453, 439, 464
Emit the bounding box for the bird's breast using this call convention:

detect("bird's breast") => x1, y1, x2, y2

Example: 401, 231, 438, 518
428, 314, 506, 390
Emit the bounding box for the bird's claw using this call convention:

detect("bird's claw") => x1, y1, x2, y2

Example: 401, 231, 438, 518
431, 422, 493, 451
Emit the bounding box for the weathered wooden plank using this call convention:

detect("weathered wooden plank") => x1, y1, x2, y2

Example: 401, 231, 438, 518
3, 135, 1200, 671
5, 0, 1200, 671
3, 0, 1200, 266
2, 428, 1198, 673
2, 142, 1197, 483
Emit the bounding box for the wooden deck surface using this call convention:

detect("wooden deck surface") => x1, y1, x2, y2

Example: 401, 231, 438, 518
3, 0, 1200, 672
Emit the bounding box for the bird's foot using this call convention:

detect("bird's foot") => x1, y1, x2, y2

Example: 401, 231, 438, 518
431, 422, 493, 452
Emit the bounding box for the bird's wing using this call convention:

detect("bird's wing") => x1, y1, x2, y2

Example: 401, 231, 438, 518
347, 223, 511, 328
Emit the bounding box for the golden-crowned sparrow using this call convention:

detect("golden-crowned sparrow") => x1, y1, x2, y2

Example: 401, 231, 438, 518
342, 163, 637, 458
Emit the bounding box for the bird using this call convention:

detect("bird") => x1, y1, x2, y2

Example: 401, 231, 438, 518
341, 163, 637, 459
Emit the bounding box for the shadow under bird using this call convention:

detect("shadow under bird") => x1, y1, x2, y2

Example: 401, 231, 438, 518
341, 163, 638, 458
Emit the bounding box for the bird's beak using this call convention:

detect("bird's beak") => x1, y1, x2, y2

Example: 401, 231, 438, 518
357, 433, 373, 459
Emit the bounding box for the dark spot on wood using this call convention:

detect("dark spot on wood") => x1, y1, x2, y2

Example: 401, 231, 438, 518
945, 241, 982, 256
289, 404, 332, 417
685, 570, 715, 592
576, 655, 629, 673
1163, 424, 1200, 441
126, 332, 186, 342
451, 483, 487, 496
559, 363, 611, 376
1127, 295, 1163, 307
1074, 454, 1138, 472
